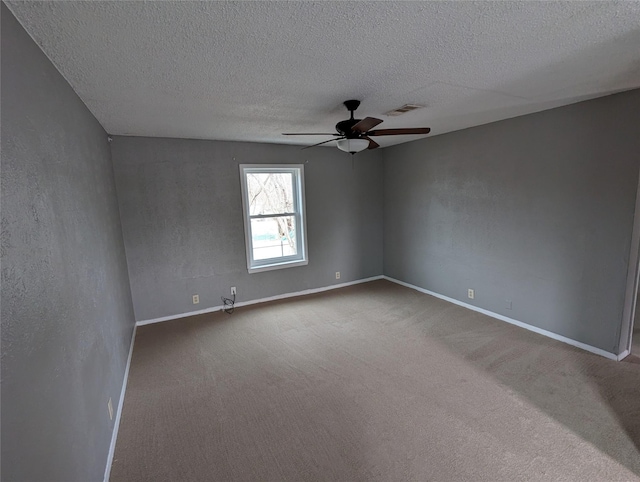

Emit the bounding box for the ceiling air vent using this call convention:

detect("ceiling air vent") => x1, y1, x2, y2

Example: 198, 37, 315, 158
384, 104, 425, 116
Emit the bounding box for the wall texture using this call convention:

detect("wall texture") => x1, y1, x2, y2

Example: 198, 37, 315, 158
383, 89, 640, 354
110, 137, 384, 321
1, 5, 136, 481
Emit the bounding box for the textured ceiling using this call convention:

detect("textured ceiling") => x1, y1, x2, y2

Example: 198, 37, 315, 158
6, 1, 640, 148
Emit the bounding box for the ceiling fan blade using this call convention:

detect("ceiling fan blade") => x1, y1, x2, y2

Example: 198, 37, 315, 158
363, 136, 380, 149
367, 128, 431, 136
301, 137, 344, 150
351, 117, 383, 133
283, 133, 340, 136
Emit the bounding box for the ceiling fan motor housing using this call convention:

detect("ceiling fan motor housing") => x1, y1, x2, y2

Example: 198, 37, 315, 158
335, 119, 362, 138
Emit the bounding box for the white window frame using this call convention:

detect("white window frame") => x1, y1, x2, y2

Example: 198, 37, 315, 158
239, 164, 308, 273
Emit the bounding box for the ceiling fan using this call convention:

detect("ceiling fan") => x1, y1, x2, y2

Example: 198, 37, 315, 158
283, 100, 431, 154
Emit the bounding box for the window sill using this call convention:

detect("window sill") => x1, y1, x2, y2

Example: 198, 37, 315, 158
248, 259, 308, 274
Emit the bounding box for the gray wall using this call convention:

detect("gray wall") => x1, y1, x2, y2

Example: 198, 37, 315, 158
1, 4, 136, 481
110, 137, 384, 321
383, 89, 640, 354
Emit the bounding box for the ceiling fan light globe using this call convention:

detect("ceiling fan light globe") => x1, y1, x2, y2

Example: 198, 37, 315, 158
336, 138, 369, 154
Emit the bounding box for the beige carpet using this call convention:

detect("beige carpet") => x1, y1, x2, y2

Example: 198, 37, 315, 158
110, 280, 640, 481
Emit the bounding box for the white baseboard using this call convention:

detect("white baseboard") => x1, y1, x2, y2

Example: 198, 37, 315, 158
616, 349, 630, 361
137, 305, 227, 326
383, 276, 621, 361
136, 276, 384, 327
104, 325, 137, 482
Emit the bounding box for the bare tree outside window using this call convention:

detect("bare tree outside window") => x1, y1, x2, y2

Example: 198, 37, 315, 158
247, 173, 297, 259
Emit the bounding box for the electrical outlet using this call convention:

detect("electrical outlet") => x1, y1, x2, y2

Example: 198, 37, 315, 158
231, 287, 236, 296
108, 398, 113, 421
467, 289, 475, 300
192, 294, 199, 304
336, 272, 341, 279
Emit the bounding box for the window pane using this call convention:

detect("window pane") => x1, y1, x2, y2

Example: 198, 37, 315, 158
247, 172, 294, 216
251, 216, 297, 261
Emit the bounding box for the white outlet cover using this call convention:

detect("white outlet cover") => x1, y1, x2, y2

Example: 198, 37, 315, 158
108, 398, 113, 420
192, 294, 199, 304
336, 272, 340, 279
468, 289, 475, 299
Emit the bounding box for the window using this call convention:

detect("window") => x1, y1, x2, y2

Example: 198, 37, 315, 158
239, 164, 308, 273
